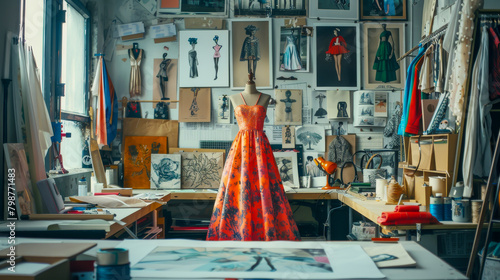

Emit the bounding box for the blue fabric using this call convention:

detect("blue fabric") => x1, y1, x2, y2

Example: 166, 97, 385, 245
102, 59, 118, 145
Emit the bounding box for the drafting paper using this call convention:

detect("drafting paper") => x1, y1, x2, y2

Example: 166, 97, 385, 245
121, 240, 385, 279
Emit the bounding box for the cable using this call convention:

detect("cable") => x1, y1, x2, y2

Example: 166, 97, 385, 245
323, 202, 345, 240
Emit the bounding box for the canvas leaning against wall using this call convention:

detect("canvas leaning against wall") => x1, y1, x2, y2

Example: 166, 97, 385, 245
150, 154, 181, 189
178, 30, 230, 87
180, 152, 224, 189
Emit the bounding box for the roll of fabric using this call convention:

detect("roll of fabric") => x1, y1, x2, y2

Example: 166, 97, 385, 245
377, 211, 440, 225
394, 205, 420, 212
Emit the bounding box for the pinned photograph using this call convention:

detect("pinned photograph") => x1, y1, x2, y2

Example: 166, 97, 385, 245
312, 91, 329, 124
353, 91, 388, 127
234, 0, 307, 17
360, 0, 407, 21
217, 95, 231, 124
309, 0, 358, 19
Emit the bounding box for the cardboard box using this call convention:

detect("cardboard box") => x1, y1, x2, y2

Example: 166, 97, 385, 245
410, 138, 434, 170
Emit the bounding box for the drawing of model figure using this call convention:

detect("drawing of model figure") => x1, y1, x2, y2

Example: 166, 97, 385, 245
314, 92, 327, 118
219, 95, 228, 119
325, 28, 349, 81
282, 29, 302, 70
189, 87, 200, 116
213, 35, 222, 80
188, 37, 198, 78
373, 24, 400, 83
240, 25, 260, 77
284, 126, 292, 143
280, 90, 297, 122
156, 52, 171, 98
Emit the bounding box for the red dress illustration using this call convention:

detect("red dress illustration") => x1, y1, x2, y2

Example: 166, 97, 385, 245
326, 36, 349, 55
207, 93, 301, 241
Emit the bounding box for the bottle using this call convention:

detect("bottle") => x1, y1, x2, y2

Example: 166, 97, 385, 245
386, 176, 403, 204
78, 177, 88, 196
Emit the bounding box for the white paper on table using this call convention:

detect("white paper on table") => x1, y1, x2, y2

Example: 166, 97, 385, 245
0, 262, 51, 275
117, 240, 385, 279
116, 21, 145, 37
150, 23, 176, 39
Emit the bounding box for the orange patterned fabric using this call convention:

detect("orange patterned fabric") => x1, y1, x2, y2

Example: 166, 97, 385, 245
207, 95, 301, 241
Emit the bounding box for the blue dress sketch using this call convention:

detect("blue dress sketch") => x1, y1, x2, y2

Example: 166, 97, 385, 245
385, 0, 396, 16
282, 34, 302, 70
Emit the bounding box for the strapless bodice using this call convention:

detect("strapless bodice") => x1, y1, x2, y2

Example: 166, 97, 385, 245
234, 105, 266, 131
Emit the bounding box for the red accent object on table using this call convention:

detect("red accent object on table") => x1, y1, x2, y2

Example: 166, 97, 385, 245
394, 205, 420, 212
378, 211, 440, 225
371, 237, 400, 243
94, 192, 120, 196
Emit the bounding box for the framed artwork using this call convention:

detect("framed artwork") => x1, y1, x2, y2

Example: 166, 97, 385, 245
234, 0, 307, 17
150, 154, 181, 189
363, 23, 405, 89
3, 143, 36, 218
309, 0, 358, 20
124, 136, 168, 189
273, 151, 300, 188
180, 152, 224, 189
315, 23, 360, 90
157, 0, 228, 17
279, 27, 310, 72
282, 125, 296, 149
230, 19, 273, 89
153, 58, 178, 109
353, 91, 388, 127
274, 89, 302, 125
311, 91, 329, 124
179, 87, 211, 122
327, 90, 351, 120
303, 152, 326, 178
217, 95, 231, 124
295, 125, 325, 152
178, 30, 229, 87
360, 0, 407, 21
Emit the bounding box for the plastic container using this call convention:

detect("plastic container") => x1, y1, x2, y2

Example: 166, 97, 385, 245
78, 177, 88, 196
452, 198, 471, 222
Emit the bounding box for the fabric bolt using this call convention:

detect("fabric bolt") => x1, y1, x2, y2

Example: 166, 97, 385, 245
207, 94, 301, 241
283, 35, 302, 70
377, 211, 440, 225
419, 44, 435, 94
394, 205, 420, 212
128, 49, 142, 97
373, 30, 400, 83
463, 26, 487, 193
326, 36, 349, 55
488, 27, 500, 100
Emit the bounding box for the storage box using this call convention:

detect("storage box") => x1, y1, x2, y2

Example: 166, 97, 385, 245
433, 134, 458, 172
411, 138, 434, 170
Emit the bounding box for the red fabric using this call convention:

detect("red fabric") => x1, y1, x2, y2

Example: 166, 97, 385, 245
394, 205, 420, 212
377, 211, 440, 225
405, 56, 424, 135
489, 27, 500, 101
326, 36, 349, 55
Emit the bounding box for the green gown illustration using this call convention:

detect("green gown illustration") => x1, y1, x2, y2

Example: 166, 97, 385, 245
373, 27, 400, 83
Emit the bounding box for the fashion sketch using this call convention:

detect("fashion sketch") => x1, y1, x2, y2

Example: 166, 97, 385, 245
282, 29, 302, 71
213, 35, 222, 80
384, 0, 396, 16
189, 87, 200, 116
284, 126, 292, 144
188, 37, 198, 78
314, 92, 328, 119
337, 101, 349, 118
156, 53, 171, 98
240, 25, 260, 76
373, 24, 400, 83
280, 90, 297, 122
325, 28, 349, 81
129, 43, 143, 97
151, 154, 181, 189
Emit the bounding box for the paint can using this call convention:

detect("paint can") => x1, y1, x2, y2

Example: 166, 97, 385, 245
443, 197, 452, 221
471, 200, 483, 224
452, 198, 471, 223
95, 248, 130, 280
429, 194, 444, 221
375, 178, 388, 201
429, 176, 446, 196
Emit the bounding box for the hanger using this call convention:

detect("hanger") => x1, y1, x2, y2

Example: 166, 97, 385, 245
162, 52, 168, 60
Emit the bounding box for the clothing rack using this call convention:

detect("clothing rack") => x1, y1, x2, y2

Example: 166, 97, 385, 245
397, 24, 448, 62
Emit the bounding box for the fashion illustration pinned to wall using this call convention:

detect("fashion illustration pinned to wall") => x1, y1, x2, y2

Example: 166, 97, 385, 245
150, 154, 181, 189
180, 152, 224, 189
153, 57, 178, 109
280, 27, 309, 72
363, 23, 405, 89
360, 0, 407, 20
230, 19, 273, 89
274, 89, 302, 125
234, 0, 307, 17
217, 95, 231, 124
315, 23, 360, 90
129, 43, 144, 97
327, 90, 351, 119
295, 125, 326, 152
178, 30, 229, 87
353, 91, 388, 127
273, 152, 300, 188
312, 91, 329, 124
157, 0, 227, 17
179, 87, 211, 122
282, 125, 296, 149
124, 136, 168, 189
309, 0, 358, 19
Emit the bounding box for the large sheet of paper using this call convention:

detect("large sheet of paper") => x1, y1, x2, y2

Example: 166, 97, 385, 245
118, 240, 385, 279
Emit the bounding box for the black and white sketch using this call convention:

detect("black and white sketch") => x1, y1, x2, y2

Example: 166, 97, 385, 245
181, 152, 224, 189
275, 89, 302, 125
234, 0, 306, 17
296, 125, 325, 152
217, 95, 231, 124
312, 91, 329, 124
304, 153, 325, 177
327, 90, 351, 120
274, 152, 300, 188
282, 125, 295, 149
151, 154, 181, 189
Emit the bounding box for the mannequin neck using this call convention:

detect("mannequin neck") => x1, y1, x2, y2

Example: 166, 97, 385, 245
241, 81, 260, 95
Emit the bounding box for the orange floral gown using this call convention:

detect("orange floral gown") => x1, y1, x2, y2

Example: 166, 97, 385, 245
207, 93, 301, 241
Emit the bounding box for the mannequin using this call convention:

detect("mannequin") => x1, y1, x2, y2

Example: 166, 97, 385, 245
229, 73, 271, 109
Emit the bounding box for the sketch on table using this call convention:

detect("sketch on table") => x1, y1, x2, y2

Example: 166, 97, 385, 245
151, 154, 181, 189
180, 152, 224, 189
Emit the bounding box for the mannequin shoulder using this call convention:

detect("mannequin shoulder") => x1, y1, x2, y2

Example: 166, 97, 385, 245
229, 93, 244, 107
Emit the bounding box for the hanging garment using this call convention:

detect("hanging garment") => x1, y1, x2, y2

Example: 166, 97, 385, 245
373, 30, 400, 83
327, 135, 353, 167
282, 35, 302, 70
207, 93, 301, 241
154, 101, 169, 120
419, 44, 435, 94
129, 49, 143, 97
326, 36, 349, 55
125, 102, 142, 118
463, 26, 487, 194
442, 0, 461, 92
435, 37, 445, 93
405, 54, 425, 135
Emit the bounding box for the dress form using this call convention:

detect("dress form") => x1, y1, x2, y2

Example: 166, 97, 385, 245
229, 73, 270, 109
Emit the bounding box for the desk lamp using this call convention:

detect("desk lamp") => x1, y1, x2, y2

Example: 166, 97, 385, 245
314, 157, 338, 190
